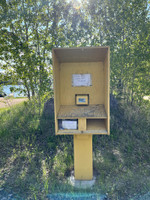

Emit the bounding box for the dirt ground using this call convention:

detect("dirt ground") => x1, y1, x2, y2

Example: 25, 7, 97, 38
0, 97, 28, 108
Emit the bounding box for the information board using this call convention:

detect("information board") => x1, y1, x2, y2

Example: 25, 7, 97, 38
72, 74, 92, 87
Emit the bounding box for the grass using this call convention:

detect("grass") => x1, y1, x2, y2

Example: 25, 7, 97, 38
0, 97, 150, 200
0, 107, 9, 112
0, 96, 28, 110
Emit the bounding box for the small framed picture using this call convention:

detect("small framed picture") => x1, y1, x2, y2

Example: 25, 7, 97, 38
75, 94, 89, 106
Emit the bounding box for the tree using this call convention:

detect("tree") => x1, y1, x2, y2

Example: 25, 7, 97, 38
0, 0, 149, 105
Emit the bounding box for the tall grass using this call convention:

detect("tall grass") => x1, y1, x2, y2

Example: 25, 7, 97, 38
0, 99, 73, 199
0, 97, 150, 199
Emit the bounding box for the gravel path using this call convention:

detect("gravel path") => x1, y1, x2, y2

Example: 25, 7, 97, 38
0, 98, 28, 108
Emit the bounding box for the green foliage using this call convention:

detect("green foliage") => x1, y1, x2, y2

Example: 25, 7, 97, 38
0, 0, 150, 199
0, 85, 3, 94
0, 0, 149, 104
0, 99, 73, 199
53, 146, 73, 178
0, 99, 150, 199
93, 101, 150, 199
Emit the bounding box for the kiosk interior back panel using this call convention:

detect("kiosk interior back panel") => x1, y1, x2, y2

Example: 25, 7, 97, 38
52, 47, 110, 135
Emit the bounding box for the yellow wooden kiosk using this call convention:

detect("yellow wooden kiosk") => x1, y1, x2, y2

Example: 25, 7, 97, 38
52, 47, 110, 180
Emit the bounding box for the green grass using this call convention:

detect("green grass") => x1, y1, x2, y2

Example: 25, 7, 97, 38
0, 98, 150, 199
0, 107, 9, 112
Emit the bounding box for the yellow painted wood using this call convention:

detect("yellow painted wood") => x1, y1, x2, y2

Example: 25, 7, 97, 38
60, 62, 104, 106
104, 47, 110, 135
57, 119, 107, 135
57, 129, 107, 135
74, 135, 93, 180
52, 47, 110, 136
57, 104, 107, 119
53, 47, 108, 63
52, 47, 110, 180
78, 118, 86, 131
87, 119, 106, 131
107, 47, 110, 135
52, 49, 60, 133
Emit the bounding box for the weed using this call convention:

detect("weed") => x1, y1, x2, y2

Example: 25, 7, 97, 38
0, 98, 150, 199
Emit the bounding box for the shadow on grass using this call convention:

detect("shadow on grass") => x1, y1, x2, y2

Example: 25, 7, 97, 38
0, 98, 74, 199
92, 95, 150, 199
0, 96, 150, 199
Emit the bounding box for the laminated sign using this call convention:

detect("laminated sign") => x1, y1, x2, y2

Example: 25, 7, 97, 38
62, 120, 77, 130
72, 74, 92, 87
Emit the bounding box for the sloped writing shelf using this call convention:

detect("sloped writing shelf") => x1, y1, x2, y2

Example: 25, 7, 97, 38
57, 104, 107, 119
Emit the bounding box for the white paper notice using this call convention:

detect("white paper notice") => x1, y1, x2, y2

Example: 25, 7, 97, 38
62, 120, 77, 130
72, 74, 92, 87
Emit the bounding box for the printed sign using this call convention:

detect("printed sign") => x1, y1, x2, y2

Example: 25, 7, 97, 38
72, 74, 92, 87
62, 120, 77, 130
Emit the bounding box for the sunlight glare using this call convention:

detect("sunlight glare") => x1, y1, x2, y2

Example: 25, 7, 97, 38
66, 0, 83, 10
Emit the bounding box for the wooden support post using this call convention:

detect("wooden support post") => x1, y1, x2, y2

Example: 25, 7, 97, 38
74, 135, 93, 180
